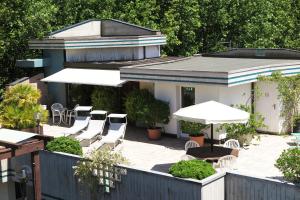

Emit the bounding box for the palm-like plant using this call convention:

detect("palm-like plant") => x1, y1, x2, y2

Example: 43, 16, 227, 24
0, 84, 48, 129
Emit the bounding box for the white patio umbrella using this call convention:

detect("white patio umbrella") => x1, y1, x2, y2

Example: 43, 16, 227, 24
173, 101, 250, 151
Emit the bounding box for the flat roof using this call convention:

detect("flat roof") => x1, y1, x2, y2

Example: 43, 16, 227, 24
64, 56, 184, 70
120, 55, 300, 86
0, 129, 37, 144
124, 56, 300, 73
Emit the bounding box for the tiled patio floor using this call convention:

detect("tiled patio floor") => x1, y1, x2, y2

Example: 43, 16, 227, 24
43, 123, 295, 179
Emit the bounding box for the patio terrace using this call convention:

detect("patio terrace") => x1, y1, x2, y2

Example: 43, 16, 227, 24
43, 124, 294, 179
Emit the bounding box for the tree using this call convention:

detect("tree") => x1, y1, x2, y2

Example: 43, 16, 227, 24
159, 0, 200, 56
0, 0, 57, 96
198, 0, 230, 52
225, 0, 293, 48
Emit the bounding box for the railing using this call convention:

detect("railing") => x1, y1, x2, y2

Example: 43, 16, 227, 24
39, 151, 224, 200
39, 151, 300, 200
225, 172, 300, 200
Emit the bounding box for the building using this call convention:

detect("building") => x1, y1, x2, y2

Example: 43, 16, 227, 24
17, 19, 300, 137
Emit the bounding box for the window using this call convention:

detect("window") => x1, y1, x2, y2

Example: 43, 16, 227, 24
181, 87, 195, 107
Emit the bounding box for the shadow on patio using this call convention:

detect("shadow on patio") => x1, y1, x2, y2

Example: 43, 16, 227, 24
123, 126, 187, 151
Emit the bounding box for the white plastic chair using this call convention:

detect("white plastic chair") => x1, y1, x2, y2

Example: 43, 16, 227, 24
51, 103, 66, 125
223, 139, 240, 149
65, 104, 79, 125
213, 155, 237, 170
184, 140, 200, 151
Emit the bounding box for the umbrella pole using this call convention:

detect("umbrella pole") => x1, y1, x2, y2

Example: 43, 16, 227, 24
210, 124, 213, 152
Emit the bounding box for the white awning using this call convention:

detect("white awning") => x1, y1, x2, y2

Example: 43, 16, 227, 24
173, 101, 250, 125
42, 68, 127, 87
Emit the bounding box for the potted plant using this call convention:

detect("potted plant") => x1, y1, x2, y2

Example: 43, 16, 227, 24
125, 89, 170, 140
46, 136, 83, 156
219, 104, 265, 146
180, 121, 208, 146
144, 99, 170, 140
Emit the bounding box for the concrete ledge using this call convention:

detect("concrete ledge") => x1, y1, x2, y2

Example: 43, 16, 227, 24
16, 58, 49, 68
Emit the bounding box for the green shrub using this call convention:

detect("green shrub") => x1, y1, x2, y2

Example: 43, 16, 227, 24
275, 148, 300, 183
0, 84, 48, 129
125, 89, 170, 128
180, 121, 208, 136
74, 147, 128, 191
219, 104, 265, 146
91, 86, 120, 113
169, 160, 215, 180
143, 99, 170, 128
125, 89, 154, 123
46, 137, 83, 156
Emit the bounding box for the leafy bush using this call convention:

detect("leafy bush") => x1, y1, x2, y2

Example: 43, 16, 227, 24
0, 84, 48, 129
125, 89, 170, 128
91, 86, 120, 113
169, 160, 215, 180
46, 137, 82, 156
275, 148, 300, 183
180, 121, 208, 136
143, 99, 170, 128
125, 89, 154, 122
74, 147, 127, 192
219, 104, 265, 146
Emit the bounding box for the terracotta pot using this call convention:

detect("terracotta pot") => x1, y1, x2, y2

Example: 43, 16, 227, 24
190, 135, 205, 146
147, 128, 161, 140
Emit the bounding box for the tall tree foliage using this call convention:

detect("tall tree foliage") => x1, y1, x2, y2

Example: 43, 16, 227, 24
0, 0, 57, 95
1, 0, 300, 93
160, 0, 200, 56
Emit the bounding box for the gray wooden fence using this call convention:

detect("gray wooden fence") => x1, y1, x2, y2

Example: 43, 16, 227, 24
40, 151, 225, 200
225, 172, 300, 200
40, 151, 300, 200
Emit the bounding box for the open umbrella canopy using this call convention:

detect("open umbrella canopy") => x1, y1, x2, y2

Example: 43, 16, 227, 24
173, 101, 250, 125
173, 101, 250, 152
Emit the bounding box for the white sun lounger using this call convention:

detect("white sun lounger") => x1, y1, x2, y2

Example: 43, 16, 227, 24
63, 116, 90, 137
76, 110, 107, 146
101, 123, 127, 147
91, 114, 127, 150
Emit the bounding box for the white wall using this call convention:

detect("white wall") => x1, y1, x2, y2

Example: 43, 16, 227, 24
145, 46, 160, 58
154, 82, 252, 139
196, 84, 251, 139
66, 45, 161, 62
154, 83, 180, 135
255, 81, 283, 133
195, 85, 220, 103
52, 21, 101, 38
66, 47, 145, 62
219, 84, 251, 106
